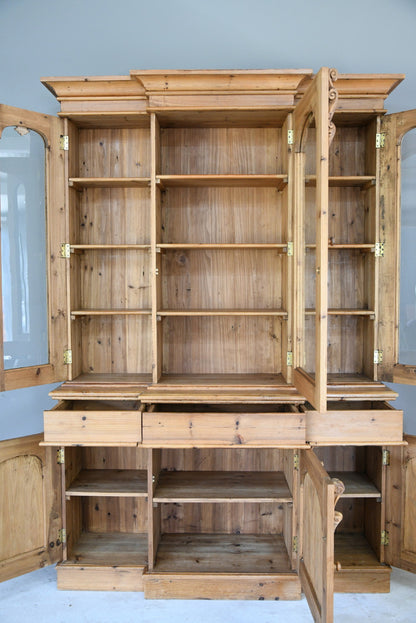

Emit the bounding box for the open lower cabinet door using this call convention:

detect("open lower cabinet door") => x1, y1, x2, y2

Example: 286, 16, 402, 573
0, 434, 62, 582
385, 435, 416, 574
300, 449, 335, 623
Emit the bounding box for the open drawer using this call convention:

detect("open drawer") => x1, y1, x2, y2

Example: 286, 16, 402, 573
43, 400, 142, 445
305, 401, 403, 445
142, 404, 306, 447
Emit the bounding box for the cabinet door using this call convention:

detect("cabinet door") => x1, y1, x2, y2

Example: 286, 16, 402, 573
385, 435, 416, 573
300, 449, 335, 623
0, 104, 66, 391
0, 434, 62, 582
293, 68, 333, 411
378, 110, 416, 385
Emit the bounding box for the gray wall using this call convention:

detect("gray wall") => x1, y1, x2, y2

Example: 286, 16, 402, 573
1, 0, 416, 439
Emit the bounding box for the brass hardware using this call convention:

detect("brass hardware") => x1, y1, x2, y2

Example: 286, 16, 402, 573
287, 129, 294, 145
286, 242, 294, 256
60, 135, 69, 150
287, 351, 293, 367
381, 530, 389, 546
58, 528, 67, 544
374, 350, 383, 364
155, 268, 159, 276
60, 243, 71, 258
376, 132, 386, 148
63, 349, 72, 365
294, 453, 300, 471
292, 536, 299, 553
382, 449, 391, 466
375, 242, 385, 257
56, 449, 65, 465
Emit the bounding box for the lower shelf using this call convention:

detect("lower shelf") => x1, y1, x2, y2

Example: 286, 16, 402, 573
334, 533, 391, 593
68, 531, 148, 566
152, 533, 292, 574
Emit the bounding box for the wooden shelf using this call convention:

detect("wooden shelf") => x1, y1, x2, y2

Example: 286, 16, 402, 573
328, 472, 380, 498
334, 533, 386, 570
153, 109, 294, 128
153, 471, 291, 503
71, 309, 152, 316
305, 309, 375, 316
306, 244, 375, 251
66, 469, 147, 498
69, 177, 151, 189
67, 532, 148, 566
71, 244, 151, 251
157, 309, 288, 317
156, 174, 287, 189
154, 534, 292, 573
158, 243, 288, 251
305, 175, 376, 188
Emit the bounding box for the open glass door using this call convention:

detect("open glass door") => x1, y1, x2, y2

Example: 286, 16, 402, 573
0, 104, 66, 391
300, 448, 336, 623
378, 109, 416, 384
293, 68, 331, 411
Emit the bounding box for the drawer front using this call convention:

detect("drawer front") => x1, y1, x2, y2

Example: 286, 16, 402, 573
306, 405, 403, 444
142, 412, 305, 447
44, 406, 141, 445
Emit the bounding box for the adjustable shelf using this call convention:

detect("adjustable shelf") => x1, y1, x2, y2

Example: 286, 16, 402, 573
156, 174, 288, 189
305, 175, 376, 188
69, 177, 151, 189
66, 469, 148, 498
70, 244, 151, 251
70, 309, 152, 316
157, 243, 288, 251
157, 309, 288, 317
328, 472, 380, 498
153, 471, 292, 503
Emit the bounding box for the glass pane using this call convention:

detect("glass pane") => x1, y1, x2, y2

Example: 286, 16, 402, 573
399, 128, 416, 365
0, 126, 48, 370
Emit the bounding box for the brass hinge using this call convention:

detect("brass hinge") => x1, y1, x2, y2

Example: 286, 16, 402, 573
60, 135, 69, 151
382, 449, 391, 466
58, 528, 67, 544
287, 129, 294, 145
294, 453, 300, 471
63, 349, 72, 365
376, 132, 386, 149
155, 268, 159, 276
286, 242, 294, 256
56, 448, 65, 464
60, 243, 71, 258
374, 349, 383, 364
287, 351, 293, 367
292, 536, 299, 553
381, 530, 389, 546
375, 242, 385, 257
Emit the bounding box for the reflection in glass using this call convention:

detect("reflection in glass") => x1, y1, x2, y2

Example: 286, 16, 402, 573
399, 128, 416, 365
0, 126, 48, 369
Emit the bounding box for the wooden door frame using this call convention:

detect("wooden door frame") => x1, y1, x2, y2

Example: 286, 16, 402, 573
378, 109, 416, 385
0, 104, 67, 391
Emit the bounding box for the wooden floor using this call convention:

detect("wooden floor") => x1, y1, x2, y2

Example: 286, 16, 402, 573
153, 534, 292, 573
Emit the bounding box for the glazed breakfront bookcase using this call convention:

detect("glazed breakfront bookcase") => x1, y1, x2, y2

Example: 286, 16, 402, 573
1, 68, 416, 622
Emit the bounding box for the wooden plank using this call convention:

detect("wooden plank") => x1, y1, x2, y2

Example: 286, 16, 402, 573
157, 243, 287, 249
44, 402, 142, 444
153, 534, 292, 573
69, 177, 150, 189
143, 412, 305, 447
305, 175, 375, 187
144, 573, 301, 600
157, 309, 287, 316
157, 174, 287, 189
153, 470, 291, 503
66, 532, 148, 566
57, 564, 144, 591
306, 408, 403, 444
66, 469, 147, 497
71, 309, 152, 316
